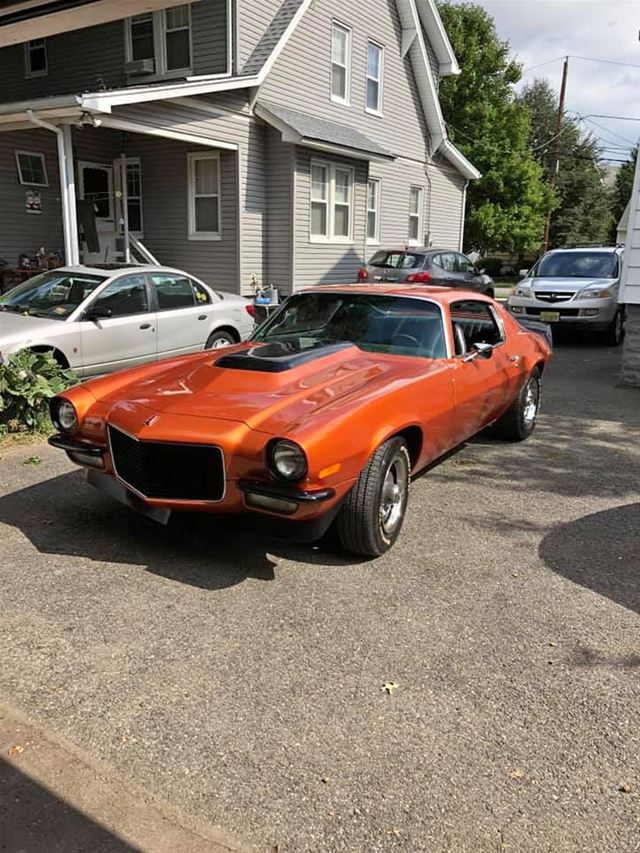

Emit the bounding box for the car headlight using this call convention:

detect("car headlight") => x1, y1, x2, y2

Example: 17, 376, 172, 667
269, 439, 308, 481
576, 288, 612, 300
513, 285, 532, 298
52, 398, 78, 433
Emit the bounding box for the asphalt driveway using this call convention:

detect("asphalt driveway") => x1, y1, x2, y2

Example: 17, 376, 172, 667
0, 343, 639, 852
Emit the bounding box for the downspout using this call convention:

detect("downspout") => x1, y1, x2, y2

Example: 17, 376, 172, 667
26, 110, 79, 266
459, 179, 468, 251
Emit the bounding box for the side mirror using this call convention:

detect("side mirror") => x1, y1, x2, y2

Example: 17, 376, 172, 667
519, 268, 529, 279
478, 268, 486, 275
84, 304, 112, 322
462, 342, 493, 363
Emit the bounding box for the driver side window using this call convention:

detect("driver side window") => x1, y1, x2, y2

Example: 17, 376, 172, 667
90, 274, 150, 317
451, 300, 503, 352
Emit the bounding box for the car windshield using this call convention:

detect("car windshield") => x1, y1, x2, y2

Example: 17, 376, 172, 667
0, 271, 106, 320
253, 292, 446, 359
369, 251, 423, 270
535, 252, 618, 279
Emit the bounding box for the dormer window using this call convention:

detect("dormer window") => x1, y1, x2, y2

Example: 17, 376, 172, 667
125, 4, 192, 76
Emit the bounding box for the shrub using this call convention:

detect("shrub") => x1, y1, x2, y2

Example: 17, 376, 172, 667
479, 257, 505, 277
0, 350, 78, 433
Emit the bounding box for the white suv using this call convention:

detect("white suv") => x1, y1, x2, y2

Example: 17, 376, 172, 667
507, 247, 625, 345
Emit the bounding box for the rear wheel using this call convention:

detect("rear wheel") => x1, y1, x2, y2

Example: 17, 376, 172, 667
493, 369, 541, 442
335, 437, 410, 557
205, 330, 235, 350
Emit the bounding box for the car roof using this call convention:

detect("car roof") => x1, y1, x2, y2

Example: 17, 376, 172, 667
52, 265, 194, 276
368, 247, 461, 255
302, 283, 492, 304
545, 246, 621, 254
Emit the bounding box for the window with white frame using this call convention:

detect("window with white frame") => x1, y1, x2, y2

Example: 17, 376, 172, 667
24, 39, 47, 78
366, 42, 383, 114
310, 161, 354, 242
408, 186, 423, 244
188, 152, 220, 240
126, 4, 192, 74
331, 22, 351, 103
367, 178, 380, 243
15, 151, 48, 187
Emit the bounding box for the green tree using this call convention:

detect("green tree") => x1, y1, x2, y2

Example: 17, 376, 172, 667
518, 79, 614, 247
437, 2, 553, 253
610, 146, 638, 242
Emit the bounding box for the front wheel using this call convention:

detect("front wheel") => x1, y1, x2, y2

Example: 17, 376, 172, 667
493, 369, 541, 442
205, 330, 236, 350
335, 437, 410, 557
602, 309, 625, 347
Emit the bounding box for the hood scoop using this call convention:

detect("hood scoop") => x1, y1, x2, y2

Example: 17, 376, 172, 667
214, 341, 354, 373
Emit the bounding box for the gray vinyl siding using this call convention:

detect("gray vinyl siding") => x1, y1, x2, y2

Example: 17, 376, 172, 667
265, 127, 294, 292
0, 130, 63, 266
366, 156, 430, 252
0, 0, 228, 104
236, 0, 284, 69
259, 0, 432, 163
293, 147, 368, 290
426, 160, 467, 249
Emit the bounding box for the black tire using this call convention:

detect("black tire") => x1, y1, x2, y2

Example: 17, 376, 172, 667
485, 287, 495, 299
493, 369, 541, 442
335, 437, 410, 557
205, 330, 235, 350
602, 309, 625, 347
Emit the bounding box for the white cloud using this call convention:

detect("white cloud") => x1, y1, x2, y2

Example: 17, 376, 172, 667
473, 0, 640, 162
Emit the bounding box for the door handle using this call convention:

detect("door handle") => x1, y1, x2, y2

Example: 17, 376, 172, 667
139, 323, 152, 330
198, 314, 207, 321
510, 355, 521, 366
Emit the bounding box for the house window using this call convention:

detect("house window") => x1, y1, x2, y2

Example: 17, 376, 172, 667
126, 4, 191, 75
366, 42, 383, 114
188, 152, 220, 240
15, 151, 48, 187
331, 22, 351, 104
311, 163, 329, 238
408, 186, 423, 245
310, 161, 354, 243
25, 39, 47, 78
367, 178, 380, 243
126, 160, 143, 234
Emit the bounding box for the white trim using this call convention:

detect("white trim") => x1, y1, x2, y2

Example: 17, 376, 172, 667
98, 115, 238, 150
187, 151, 221, 241
24, 38, 47, 78
415, 0, 460, 77
365, 40, 384, 117
256, 0, 314, 81
14, 148, 48, 186
366, 177, 381, 244
124, 4, 192, 76
330, 21, 352, 106
440, 139, 481, 181
408, 185, 424, 245
80, 74, 259, 110
309, 159, 355, 245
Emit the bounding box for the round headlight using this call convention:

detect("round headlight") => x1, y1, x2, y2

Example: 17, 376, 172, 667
269, 439, 308, 481
56, 399, 78, 432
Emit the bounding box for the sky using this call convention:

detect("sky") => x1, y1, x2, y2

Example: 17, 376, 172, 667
475, 0, 640, 164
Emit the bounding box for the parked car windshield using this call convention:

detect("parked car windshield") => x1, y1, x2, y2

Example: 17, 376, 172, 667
0, 271, 107, 320
535, 251, 618, 279
368, 251, 423, 270
253, 292, 446, 359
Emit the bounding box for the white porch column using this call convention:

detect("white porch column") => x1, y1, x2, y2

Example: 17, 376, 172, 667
61, 124, 79, 265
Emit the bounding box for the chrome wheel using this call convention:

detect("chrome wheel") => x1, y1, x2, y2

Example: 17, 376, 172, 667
523, 378, 539, 429
211, 337, 231, 349
380, 453, 409, 537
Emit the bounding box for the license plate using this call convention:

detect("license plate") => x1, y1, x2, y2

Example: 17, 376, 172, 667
540, 311, 560, 322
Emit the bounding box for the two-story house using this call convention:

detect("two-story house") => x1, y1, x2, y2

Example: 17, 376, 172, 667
0, 0, 479, 295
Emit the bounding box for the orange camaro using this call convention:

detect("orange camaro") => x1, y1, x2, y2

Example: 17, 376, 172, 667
49, 285, 552, 557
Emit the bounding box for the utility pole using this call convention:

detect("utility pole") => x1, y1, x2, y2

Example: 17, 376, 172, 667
542, 55, 569, 252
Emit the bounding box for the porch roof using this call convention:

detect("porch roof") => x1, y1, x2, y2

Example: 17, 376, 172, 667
255, 102, 395, 163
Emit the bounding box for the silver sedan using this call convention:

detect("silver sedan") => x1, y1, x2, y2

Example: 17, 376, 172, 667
0, 266, 255, 377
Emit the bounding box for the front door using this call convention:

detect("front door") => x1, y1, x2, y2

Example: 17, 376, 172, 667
78, 162, 116, 264
79, 273, 158, 376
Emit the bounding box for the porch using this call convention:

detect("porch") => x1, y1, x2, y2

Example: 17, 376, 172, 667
0, 115, 240, 291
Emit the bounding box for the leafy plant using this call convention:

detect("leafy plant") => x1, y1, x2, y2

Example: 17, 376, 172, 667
0, 350, 77, 432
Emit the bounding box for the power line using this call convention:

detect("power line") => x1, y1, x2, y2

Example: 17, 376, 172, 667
580, 115, 638, 146
521, 54, 640, 75
584, 113, 640, 122
521, 56, 566, 73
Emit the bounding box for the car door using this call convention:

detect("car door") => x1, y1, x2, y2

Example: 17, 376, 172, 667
150, 271, 216, 359
455, 253, 484, 292
79, 273, 157, 376
446, 299, 514, 442
431, 252, 459, 287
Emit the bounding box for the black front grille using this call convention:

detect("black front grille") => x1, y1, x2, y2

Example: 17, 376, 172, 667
534, 292, 576, 302
526, 307, 579, 317
108, 426, 224, 501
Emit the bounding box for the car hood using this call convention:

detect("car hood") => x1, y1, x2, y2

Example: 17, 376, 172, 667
0, 311, 59, 348
97, 342, 441, 436
528, 276, 615, 292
